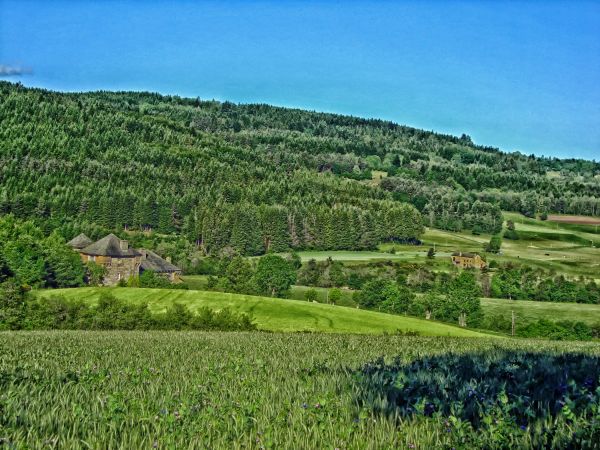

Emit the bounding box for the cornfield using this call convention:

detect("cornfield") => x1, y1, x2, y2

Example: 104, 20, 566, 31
1, 332, 599, 449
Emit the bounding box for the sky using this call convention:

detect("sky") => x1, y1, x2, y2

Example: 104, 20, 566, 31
1, 0, 599, 160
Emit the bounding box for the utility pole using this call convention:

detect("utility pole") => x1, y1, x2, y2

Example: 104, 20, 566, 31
511, 311, 515, 337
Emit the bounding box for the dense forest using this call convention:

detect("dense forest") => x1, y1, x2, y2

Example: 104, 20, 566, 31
1, 82, 598, 255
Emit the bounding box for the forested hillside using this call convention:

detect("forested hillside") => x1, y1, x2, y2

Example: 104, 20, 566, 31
0, 82, 598, 255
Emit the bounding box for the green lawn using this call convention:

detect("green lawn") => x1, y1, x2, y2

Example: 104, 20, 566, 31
36, 287, 489, 337
481, 297, 600, 327
294, 250, 407, 262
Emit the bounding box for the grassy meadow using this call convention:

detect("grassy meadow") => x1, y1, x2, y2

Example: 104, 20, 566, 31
36, 287, 487, 337
481, 297, 600, 327
1, 332, 599, 449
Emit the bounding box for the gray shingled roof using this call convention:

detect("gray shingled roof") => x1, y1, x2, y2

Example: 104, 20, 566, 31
80, 234, 140, 257
67, 233, 93, 249
140, 250, 181, 273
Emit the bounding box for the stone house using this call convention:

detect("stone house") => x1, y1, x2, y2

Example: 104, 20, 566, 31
450, 251, 487, 269
68, 233, 181, 286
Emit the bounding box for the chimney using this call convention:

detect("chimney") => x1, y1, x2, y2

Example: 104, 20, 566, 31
119, 240, 128, 251
140, 249, 147, 259
166, 256, 172, 263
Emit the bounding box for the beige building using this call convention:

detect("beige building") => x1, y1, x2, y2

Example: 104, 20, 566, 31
450, 251, 487, 269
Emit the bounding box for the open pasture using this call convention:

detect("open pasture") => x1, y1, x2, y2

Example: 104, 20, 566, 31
1, 332, 598, 449
481, 297, 600, 327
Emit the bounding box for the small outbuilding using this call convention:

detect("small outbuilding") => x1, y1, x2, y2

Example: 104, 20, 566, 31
139, 249, 182, 282
66, 233, 93, 250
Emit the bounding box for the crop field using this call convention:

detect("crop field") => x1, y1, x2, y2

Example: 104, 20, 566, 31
547, 214, 600, 226
35, 288, 487, 337
1, 332, 599, 448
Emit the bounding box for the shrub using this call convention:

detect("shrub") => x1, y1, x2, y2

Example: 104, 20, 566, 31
304, 288, 318, 302
328, 288, 342, 305
519, 319, 592, 341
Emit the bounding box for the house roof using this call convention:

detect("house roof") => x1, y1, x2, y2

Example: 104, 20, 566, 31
140, 250, 181, 273
67, 233, 93, 249
451, 251, 479, 258
80, 234, 140, 257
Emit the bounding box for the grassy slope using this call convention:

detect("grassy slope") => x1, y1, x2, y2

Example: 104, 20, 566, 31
481, 297, 600, 326
182, 277, 600, 327
36, 287, 489, 337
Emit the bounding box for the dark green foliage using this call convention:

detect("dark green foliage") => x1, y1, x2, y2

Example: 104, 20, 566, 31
407, 291, 444, 320
355, 351, 600, 447
328, 288, 342, 305
444, 271, 483, 327
4, 82, 597, 254
355, 280, 414, 313
519, 319, 592, 341
0, 280, 28, 330
138, 270, 188, 290
43, 232, 86, 287
254, 255, 296, 297
484, 234, 502, 253
0, 216, 84, 288
298, 258, 321, 286
85, 261, 106, 286
491, 263, 600, 303
0, 82, 431, 256
91, 292, 154, 330
12, 290, 256, 331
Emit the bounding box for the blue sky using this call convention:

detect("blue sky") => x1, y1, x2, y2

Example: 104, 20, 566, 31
1, 0, 599, 160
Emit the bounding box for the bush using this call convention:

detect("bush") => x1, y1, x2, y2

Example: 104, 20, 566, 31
304, 288, 318, 302
16, 290, 256, 331
328, 288, 342, 305
519, 319, 592, 341
0, 280, 28, 330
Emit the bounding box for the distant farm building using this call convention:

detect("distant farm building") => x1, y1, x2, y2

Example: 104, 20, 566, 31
67, 233, 181, 285
450, 251, 487, 269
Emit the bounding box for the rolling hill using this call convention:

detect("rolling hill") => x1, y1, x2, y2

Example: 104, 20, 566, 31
35, 287, 489, 337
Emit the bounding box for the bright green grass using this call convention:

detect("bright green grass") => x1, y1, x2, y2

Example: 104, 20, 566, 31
35, 287, 489, 337
295, 250, 407, 262
481, 297, 600, 327
289, 285, 356, 307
